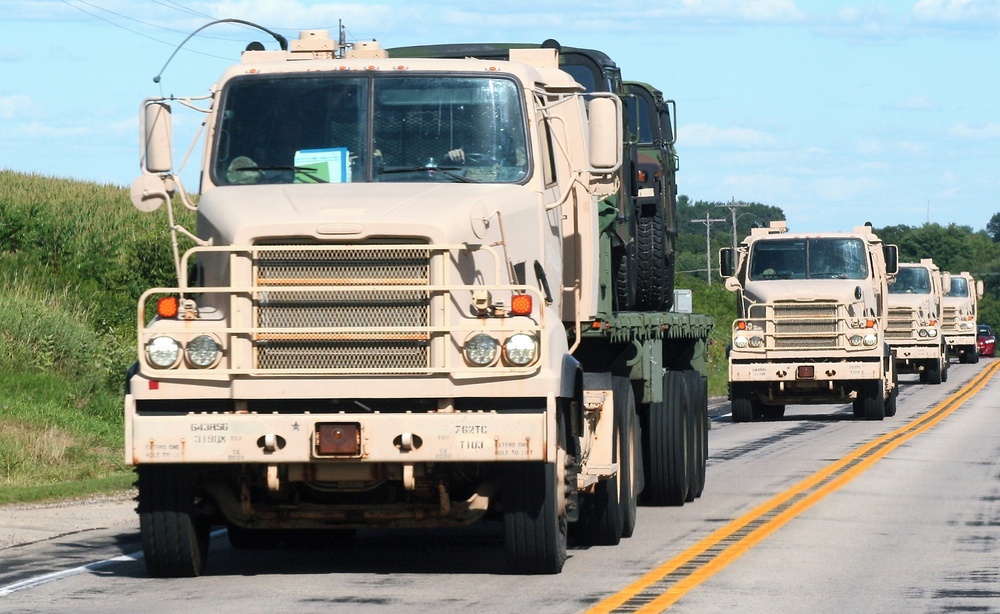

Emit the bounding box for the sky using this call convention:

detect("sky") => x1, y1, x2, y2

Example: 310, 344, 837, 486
2, 0, 1000, 233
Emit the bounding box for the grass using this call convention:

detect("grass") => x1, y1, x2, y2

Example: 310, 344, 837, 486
677, 272, 735, 398
0, 170, 187, 504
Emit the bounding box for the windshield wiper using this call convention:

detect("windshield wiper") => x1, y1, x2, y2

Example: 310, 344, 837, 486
378, 165, 480, 183
232, 165, 329, 183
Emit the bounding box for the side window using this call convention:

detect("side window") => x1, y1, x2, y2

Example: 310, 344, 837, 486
536, 95, 557, 188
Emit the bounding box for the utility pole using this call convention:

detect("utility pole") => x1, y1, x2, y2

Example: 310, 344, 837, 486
692, 211, 726, 284
717, 197, 750, 251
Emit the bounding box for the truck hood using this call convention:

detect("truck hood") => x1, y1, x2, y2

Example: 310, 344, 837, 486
743, 279, 876, 319
196, 182, 538, 245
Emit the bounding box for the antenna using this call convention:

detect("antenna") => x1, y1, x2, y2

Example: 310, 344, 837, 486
153, 18, 289, 84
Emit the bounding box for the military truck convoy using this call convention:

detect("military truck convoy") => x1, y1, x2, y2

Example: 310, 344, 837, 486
126, 27, 711, 577
719, 222, 900, 421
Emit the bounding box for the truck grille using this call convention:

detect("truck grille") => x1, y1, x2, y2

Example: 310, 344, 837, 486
771, 302, 840, 349
941, 306, 957, 333
886, 307, 916, 340
254, 246, 431, 371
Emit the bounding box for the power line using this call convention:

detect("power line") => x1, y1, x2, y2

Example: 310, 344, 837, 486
692, 212, 726, 285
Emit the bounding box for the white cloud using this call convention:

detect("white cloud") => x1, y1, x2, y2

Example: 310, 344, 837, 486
896, 96, 938, 111
0, 95, 33, 120
1, 121, 91, 138
949, 122, 1000, 139
912, 0, 1000, 23
671, 0, 806, 22
680, 123, 776, 148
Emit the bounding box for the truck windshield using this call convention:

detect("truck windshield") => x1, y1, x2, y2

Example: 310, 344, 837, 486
949, 276, 970, 297
748, 238, 869, 281
212, 74, 528, 185
889, 267, 931, 294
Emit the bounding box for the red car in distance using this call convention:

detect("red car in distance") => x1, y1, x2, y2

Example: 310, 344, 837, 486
978, 324, 996, 357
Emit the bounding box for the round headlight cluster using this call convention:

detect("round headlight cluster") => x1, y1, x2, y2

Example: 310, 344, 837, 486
463, 333, 539, 367
917, 328, 939, 338
733, 335, 763, 349
464, 333, 500, 366
146, 335, 222, 369
187, 335, 221, 367
849, 334, 863, 346
147, 336, 181, 368
504, 333, 538, 366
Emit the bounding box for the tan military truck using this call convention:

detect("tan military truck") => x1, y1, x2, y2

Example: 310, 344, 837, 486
719, 222, 899, 422
886, 259, 949, 384
126, 26, 712, 577
942, 271, 984, 364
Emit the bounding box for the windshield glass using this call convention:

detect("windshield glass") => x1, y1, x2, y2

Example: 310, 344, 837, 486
889, 267, 932, 294
213, 74, 528, 185
949, 276, 970, 297
748, 238, 869, 281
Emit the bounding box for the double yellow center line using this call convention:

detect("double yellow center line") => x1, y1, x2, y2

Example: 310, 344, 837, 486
590, 359, 1000, 613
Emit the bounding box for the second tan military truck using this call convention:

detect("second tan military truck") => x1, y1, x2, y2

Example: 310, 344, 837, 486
886, 259, 949, 384
720, 222, 899, 421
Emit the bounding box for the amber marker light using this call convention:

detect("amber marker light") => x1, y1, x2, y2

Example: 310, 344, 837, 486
736, 321, 748, 331
157, 296, 179, 318
866, 319, 877, 328
511, 294, 533, 316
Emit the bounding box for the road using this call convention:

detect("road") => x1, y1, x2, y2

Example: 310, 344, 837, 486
2, 358, 998, 613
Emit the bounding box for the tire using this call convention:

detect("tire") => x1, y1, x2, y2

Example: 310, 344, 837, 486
137, 465, 211, 578
941, 356, 949, 382
730, 383, 754, 423
884, 366, 898, 418
616, 377, 640, 539
635, 205, 669, 311
613, 246, 636, 312
926, 359, 942, 385
504, 408, 571, 574
683, 370, 708, 502
853, 380, 885, 421
970, 348, 980, 364
640, 370, 688, 506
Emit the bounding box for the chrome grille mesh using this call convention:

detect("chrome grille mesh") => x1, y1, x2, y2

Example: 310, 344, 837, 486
886, 306, 916, 340
254, 247, 431, 371
772, 302, 840, 349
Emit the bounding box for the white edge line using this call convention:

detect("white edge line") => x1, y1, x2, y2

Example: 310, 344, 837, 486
0, 529, 227, 597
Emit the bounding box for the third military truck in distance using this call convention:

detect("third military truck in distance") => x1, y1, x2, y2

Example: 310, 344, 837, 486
942, 271, 984, 364
719, 222, 899, 421
886, 259, 949, 384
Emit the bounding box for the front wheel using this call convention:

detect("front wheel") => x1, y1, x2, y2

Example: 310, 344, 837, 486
137, 465, 211, 578
853, 380, 885, 421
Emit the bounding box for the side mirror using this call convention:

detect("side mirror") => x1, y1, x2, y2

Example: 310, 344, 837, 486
143, 101, 173, 174
719, 247, 736, 278
977, 279, 985, 299
883, 244, 899, 275
587, 96, 622, 172
941, 272, 952, 296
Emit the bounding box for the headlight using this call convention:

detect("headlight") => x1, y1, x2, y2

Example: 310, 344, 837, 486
863, 333, 878, 347
186, 334, 221, 368
748, 336, 764, 348
147, 336, 180, 368
918, 329, 929, 338
503, 333, 538, 366
733, 336, 749, 349
927, 328, 938, 338
464, 333, 499, 366
849, 335, 863, 346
